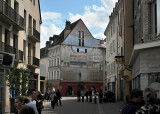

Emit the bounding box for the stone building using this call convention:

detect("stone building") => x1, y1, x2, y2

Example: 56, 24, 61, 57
130, 0, 160, 97
104, 0, 123, 101
47, 19, 104, 96
0, 0, 41, 113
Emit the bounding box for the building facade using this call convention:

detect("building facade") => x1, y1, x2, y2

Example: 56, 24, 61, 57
104, 0, 123, 101
47, 19, 104, 96
40, 45, 49, 93
0, 0, 41, 113
130, 0, 160, 98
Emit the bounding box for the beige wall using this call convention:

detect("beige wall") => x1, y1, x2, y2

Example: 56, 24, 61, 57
0, 0, 41, 113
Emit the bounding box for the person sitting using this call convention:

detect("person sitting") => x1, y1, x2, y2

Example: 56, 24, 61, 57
122, 89, 143, 114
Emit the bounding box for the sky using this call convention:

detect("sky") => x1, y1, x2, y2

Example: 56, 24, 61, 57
40, 0, 118, 48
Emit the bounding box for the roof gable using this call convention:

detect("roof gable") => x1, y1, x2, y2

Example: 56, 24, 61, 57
50, 19, 100, 47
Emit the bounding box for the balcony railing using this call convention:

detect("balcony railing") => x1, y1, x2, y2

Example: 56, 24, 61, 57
0, 0, 24, 29
28, 27, 40, 42
0, 41, 23, 62
28, 56, 39, 67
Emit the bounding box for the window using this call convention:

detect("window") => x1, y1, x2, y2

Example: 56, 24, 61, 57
28, 15, 32, 28
33, 19, 36, 29
13, 34, 18, 48
24, 10, 27, 32
113, 40, 115, 52
78, 31, 84, 46
85, 49, 87, 53
77, 48, 79, 52
150, 0, 160, 38
23, 40, 26, 61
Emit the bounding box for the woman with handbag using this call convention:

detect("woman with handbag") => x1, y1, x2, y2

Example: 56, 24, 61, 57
36, 91, 44, 114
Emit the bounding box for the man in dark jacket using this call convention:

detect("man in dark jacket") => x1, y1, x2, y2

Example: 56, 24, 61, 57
122, 89, 143, 114
85, 90, 89, 102
77, 89, 81, 102
56, 89, 62, 106
99, 90, 103, 103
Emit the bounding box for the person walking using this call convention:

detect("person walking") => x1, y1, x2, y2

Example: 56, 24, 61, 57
85, 90, 89, 102
94, 91, 98, 104
50, 91, 57, 109
14, 96, 25, 114
36, 91, 44, 114
136, 88, 160, 114
99, 90, 103, 104
89, 89, 92, 102
81, 91, 85, 102
56, 89, 62, 106
121, 89, 143, 114
19, 105, 35, 114
77, 89, 81, 102
26, 90, 39, 114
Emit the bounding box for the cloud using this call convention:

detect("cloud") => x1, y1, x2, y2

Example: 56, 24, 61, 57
41, 12, 61, 20
40, 12, 63, 48
40, 24, 61, 48
68, 0, 118, 38
93, 32, 105, 39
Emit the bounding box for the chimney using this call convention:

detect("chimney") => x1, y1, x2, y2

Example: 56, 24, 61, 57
46, 41, 50, 48
64, 21, 71, 38
65, 21, 71, 30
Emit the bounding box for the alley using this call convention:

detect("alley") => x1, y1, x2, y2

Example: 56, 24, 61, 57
42, 97, 124, 114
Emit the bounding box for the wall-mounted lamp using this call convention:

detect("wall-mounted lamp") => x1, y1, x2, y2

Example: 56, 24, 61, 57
115, 56, 123, 64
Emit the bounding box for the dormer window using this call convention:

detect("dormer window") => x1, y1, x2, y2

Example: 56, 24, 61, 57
78, 31, 84, 46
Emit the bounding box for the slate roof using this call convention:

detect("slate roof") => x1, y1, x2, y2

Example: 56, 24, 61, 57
40, 47, 48, 58
50, 19, 81, 47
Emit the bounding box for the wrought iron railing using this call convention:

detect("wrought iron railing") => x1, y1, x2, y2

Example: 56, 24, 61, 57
28, 27, 40, 41
0, 41, 23, 62
28, 56, 39, 67
0, 0, 24, 29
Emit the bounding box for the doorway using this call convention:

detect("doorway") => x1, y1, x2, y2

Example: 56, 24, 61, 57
66, 86, 73, 96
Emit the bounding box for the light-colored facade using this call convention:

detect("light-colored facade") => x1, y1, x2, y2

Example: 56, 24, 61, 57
104, 0, 123, 101
40, 46, 49, 93
47, 19, 104, 96
0, 0, 41, 113
130, 0, 160, 97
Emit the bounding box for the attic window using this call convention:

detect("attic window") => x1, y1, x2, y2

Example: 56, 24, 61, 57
78, 31, 84, 46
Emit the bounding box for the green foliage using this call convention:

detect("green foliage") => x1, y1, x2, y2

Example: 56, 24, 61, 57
46, 81, 54, 92
6, 68, 30, 96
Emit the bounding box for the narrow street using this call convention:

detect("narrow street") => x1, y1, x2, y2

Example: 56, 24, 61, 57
42, 97, 124, 114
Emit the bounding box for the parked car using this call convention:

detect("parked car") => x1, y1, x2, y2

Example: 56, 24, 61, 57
103, 91, 115, 102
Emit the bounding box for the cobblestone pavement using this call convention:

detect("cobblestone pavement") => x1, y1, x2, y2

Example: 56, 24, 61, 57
42, 97, 124, 114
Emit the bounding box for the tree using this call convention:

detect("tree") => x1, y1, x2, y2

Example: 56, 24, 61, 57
19, 68, 30, 95
46, 81, 55, 92
6, 68, 30, 96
